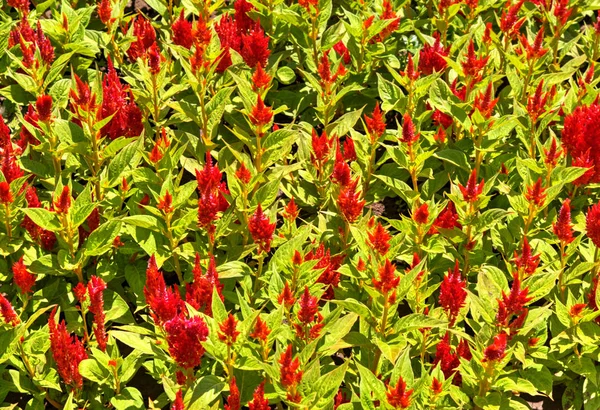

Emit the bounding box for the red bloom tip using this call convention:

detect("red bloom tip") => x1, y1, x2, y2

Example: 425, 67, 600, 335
364, 103, 386, 142
483, 332, 508, 362
250, 316, 271, 342
252, 63, 272, 92
53, 186, 71, 214
337, 179, 365, 223
36, 94, 53, 121
461, 40, 489, 86
240, 26, 270, 68
236, 162, 252, 184
282, 197, 299, 221
147, 42, 163, 74
473, 83, 498, 119
149, 142, 163, 163
586, 202, 600, 248
73, 282, 88, 304
458, 169, 484, 203
333, 41, 351, 65
499, 0, 525, 38
0, 294, 20, 327
171, 390, 185, 410
218, 313, 240, 346
88, 276, 108, 351
554, 198, 574, 245
279, 344, 303, 398
158, 190, 174, 214
292, 250, 303, 265
121, 177, 129, 192
439, 261, 466, 325
225, 377, 241, 410
249, 203, 276, 253
496, 273, 532, 328
570, 303, 587, 318
186, 254, 224, 316
404, 53, 420, 81
400, 113, 419, 146
98, 0, 113, 25
297, 286, 319, 324
373, 259, 399, 294
278, 281, 295, 307
248, 382, 270, 410
431, 377, 443, 394
164, 315, 209, 369
386, 376, 413, 409
13, 257, 36, 294
483, 22, 493, 45
514, 238, 540, 276
418, 33, 449, 75
429, 201, 461, 234
48, 307, 87, 389
413, 203, 429, 225
144, 256, 183, 324
525, 178, 546, 208
172, 10, 194, 49
0, 182, 13, 204
311, 129, 333, 163
250, 95, 274, 130
368, 221, 392, 256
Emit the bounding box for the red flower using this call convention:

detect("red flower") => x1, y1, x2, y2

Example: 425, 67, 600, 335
7, 0, 29, 12
164, 314, 209, 369
234, 0, 256, 32
433, 333, 463, 385
241, 26, 270, 68
218, 314, 240, 346
438, 261, 467, 325
144, 255, 183, 325
88, 276, 108, 351
49, 308, 88, 390
483, 332, 508, 362
586, 202, 600, 248
499, 0, 525, 39
588, 275, 600, 322
21, 186, 56, 250
458, 169, 484, 203
147, 42, 163, 74
337, 179, 365, 223
73, 282, 87, 305
0, 182, 13, 204
518, 28, 547, 60
225, 377, 241, 410
278, 281, 296, 307
12, 257, 35, 294
249, 204, 276, 253
403, 53, 420, 81
236, 163, 252, 184
2, 149, 23, 184
172, 10, 194, 49
461, 40, 488, 85
149, 142, 163, 163
553, 0, 572, 26
372, 259, 399, 294
472, 83, 498, 119
171, 390, 185, 410
35, 94, 53, 122
496, 273, 532, 327
431, 377, 443, 394
364, 103, 386, 142
249, 95, 274, 129
158, 190, 174, 214
418, 33, 449, 75
386, 376, 413, 409
282, 197, 299, 221
196, 153, 223, 194
98, 0, 113, 25
279, 344, 303, 402
306, 244, 342, 298
299, 0, 318, 12
429, 202, 461, 234
297, 286, 319, 325
311, 129, 333, 164
377, 0, 400, 41
333, 41, 351, 64
342, 137, 356, 162
527, 81, 550, 124
554, 199, 574, 245
413, 203, 429, 225
331, 149, 351, 187
127, 16, 156, 61
252, 63, 272, 92
368, 221, 391, 255
248, 382, 270, 410
186, 254, 224, 316
400, 113, 420, 146
514, 238, 540, 276
0, 294, 19, 327
250, 316, 271, 342
53, 186, 71, 214
525, 178, 546, 207
483, 22, 493, 45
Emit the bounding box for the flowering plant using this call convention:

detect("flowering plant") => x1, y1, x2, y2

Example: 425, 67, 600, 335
1, 0, 600, 409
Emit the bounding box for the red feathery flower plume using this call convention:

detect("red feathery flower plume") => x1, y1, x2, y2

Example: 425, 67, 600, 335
278, 281, 296, 307
586, 202, 600, 248
250, 316, 271, 342
403, 53, 420, 81
518, 28, 547, 60
127, 15, 156, 61
282, 197, 299, 222
554, 198, 574, 245
499, 0, 525, 39
248, 204, 276, 253
240, 26, 270, 68
413, 203, 429, 225
12, 257, 36, 294
418, 33, 449, 75
561, 103, 600, 184
483, 332, 508, 362
236, 163, 252, 184
429, 202, 461, 234
279, 344, 303, 403
164, 314, 209, 369
458, 169, 484, 203
527, 81, 550, 124
35, 94, 53, 122
311, 129, 333, 164
331, 148, 351, 187
0, 294, 20, 326
98, 0, 114, 26
186, 254, 224, 316
218, 314, 240, 346
171, 390, 185, 410
400, 113, 420, 146
248, 382, 270, 410
157, 190, 174, 214
333, 41, 351, 65
433, 333, 470, 385
386, 376, 413, 409
461, 40, 488, 86
225, 377, 241, 410
252, 63, 272, 92
472, 83, 498, 119
342, 136, 356, 162
49, 308, 88, 390
249, 95, 274, 129
88, 276, 108, 351
364, 103, 386, 142
368, 221, 392, 255
514, 238, 540, 277
172, 10, 194, 49
21, 186, 56, 250
144, 255, 183, 325
53, 186, 72, 214
294, 286, 324, 340
439, 261, 467, 325
305, 243, 343, 298
337, 179, 365, 223
496, 273, 532, 328
0, 182, 13, 204
373, 259, 399, 294
525, 178, 546, 208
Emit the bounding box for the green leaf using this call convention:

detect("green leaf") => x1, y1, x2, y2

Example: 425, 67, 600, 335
84, 221, 122, 257
111, 387, 145, 410
22, 208, 61, 232
276, 66, 296, 85
79, 358, 109, 384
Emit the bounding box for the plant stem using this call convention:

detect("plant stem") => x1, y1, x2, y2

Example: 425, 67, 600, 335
4, 204, 12, 239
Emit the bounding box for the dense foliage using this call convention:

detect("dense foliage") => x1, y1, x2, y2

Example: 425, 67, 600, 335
1, 0, 600, 408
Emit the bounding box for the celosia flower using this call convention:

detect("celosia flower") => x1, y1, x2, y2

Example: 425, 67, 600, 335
418, 33, 449, 75
554, 199, 574, 245
561, 102, 600, 183
172, 10, 194, 49
499, 0, 525, 39
144, 255, 183, 325
337, 179, 365, 223
0, 294, 19, 326
225, 377, 241, 410
7, 0, 28, 12
0, 182, 13, 204
514, 238, 540, 276
12, 257, 35, 294
429, 202, 461, 234
98, 0, 113, 25
458, 169, 484, 203
525, 178, 546, 207
88, 276, 108, 351
249, 95, 274, 129
518, 29, 547, 61
413, 203, 429, 225
572, 150, 595, 186
74, 282, 87, 304
2, 148, 24, 183
372, 259, 399, 294
570, 303, 587, 318
431, 377, 443, 394
364, 103, 386, 142
586, 202, 600, 248
164, 314, 209, 369
248, 204, 276, 253
252, 63, 271, 92
279, 344, 303, 402
171, 390, 185, 410
282, 197, 299, 221
250, 316, 271, 342
333, 41, 351, 65
127, 16, 156, 61
53, 186, 71, 214
483, 332, 508, 362
386, 376, 413, 409
472, 83, 498, 119
158, 190, 174, 214
196, 153, 223, 194
305, 243, 342, 298
342, 137, 356, 162
527, 81, 550, 124
377, 0, 400, 41
236, 163, 252, 184
186, 254, 224, 316
147, 42, 163, 74
49, 307, 88, 390
483, 22, 493, 45
296, 286, 319, 325
331, 149, 351, 187
218, 313, 240, 346
311, 129, 333, 163
553, 0, 572, 26
278, 281, 295, 307
402, 53, 420, 81
588, 275, 600, 323
400, 113, 420, 146
438, 261, 467, 325
368, 221, 392, 255
35, 94, 53, 122
544, 135, 562, 164
299, 0, 318, 12
433, 333, 462, 385
240, 26, 270, 68
235, 0, 256, 32
248, 382, 270, 410
461, 40, 488, 86
79, 207, 100, 245
496, 273, 532, 328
